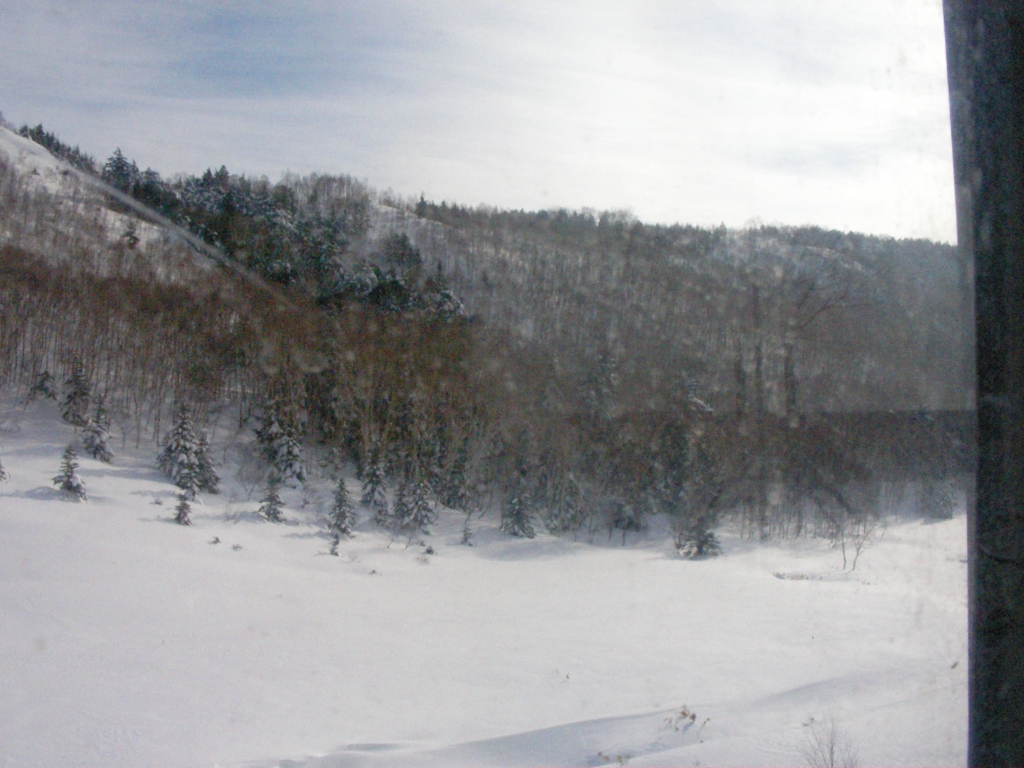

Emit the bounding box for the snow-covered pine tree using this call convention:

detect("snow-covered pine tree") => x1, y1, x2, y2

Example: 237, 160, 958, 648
0, 455, 9, 483
256, 406, 284, 461
545, 472, 584, 534
195, 431, 219, 494
276, 429, 305, 486
259, 476, 285, 522
102, 147, 140, 193
502, 484, 536, 538
157, 404, 200, 500
174, 493, 192, 526
82, 397, 114, 463
409, 476, 436, 535
676, 515, 722, 559
329, 477, 356, 538
391, 477, 413, 533
256, 405, 305, 487
61, 360, 90, 427
53, 444, 87, 501
28, 370, 59, 401
362, 455, 389, 527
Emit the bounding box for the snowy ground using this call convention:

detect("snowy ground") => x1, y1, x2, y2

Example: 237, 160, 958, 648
0, 400, 967, 767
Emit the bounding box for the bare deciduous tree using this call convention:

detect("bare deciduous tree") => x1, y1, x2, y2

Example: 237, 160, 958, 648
801, 712, 859, 768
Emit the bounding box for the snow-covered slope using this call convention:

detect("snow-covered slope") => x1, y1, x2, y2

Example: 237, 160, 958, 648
0, 125, 80, 195
0, 400, 967, 767
0, 125, 166, 251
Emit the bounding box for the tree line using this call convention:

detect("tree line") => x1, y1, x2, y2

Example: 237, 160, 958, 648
0, 124, 972, 552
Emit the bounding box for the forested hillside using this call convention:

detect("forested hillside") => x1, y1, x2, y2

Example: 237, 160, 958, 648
0, 122, 971, 548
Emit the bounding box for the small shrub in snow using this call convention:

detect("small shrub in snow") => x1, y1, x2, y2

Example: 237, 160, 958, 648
259, 477, 285, 523
0, 456, 9, 483
53, 444, 87, 501
82, 397, 114, 463
829, 511, 883, 571
174, 493, 192, 526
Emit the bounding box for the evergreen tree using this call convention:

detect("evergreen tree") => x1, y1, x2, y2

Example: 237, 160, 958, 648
0, 455, 9, 483
256, 404, 305, 486
174, 493, 192, 526
545, 472, 584, 533
28, 370, 59, 401
381, 232, 423, 274
195, 431, 219, 494
256, 405, 284, 460
82, 397, 114, 463
502, 484, 536, 538
361, 454, 389, 527
329, 477, 356, 538
157, 404, 200, 500
122, 220, 140, 249
102, 148, 140, 193
391, 477, 413, 532
654, 422, 689, 522
259, 476, 285, 522
676, 516, 722, 559
276, 429, 305, 485
18, 123, 98, 173
53, 444, 87, 501
409, 476, 436, 535
61, 360, 90, 427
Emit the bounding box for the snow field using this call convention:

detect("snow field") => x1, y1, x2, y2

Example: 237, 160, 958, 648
0, 401, 967, 767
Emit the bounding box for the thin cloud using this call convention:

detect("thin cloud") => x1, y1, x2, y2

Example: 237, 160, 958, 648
0, 0, 955, 241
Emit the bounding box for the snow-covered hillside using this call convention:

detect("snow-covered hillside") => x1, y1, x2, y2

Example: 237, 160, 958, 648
0, 124, 82, 194
0, 400, 967, 767
0, 125, 165, 251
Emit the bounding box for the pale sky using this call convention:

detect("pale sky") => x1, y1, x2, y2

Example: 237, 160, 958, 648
0, 1, 956, 242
